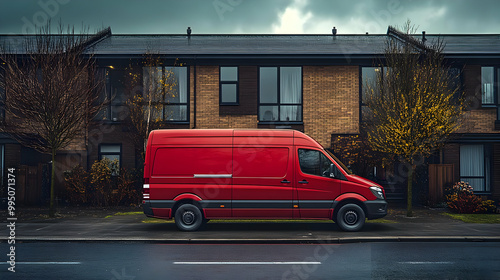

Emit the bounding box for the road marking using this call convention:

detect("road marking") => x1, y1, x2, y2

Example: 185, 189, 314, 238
35, 226, 51, 231
2, 262, 81, 265
174, 261, 321, 265
398, 262, 454, 265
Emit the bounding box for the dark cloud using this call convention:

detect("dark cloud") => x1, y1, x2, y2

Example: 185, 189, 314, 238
302, 0, 500, 34
0, 0, 291, 34
0, 0, 499, 34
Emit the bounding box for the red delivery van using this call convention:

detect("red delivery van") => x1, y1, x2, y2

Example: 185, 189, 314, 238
142, 129, 387, 232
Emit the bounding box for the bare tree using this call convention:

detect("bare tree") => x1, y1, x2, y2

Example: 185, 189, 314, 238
0, 23, 105, 216
364, 22, 465, 216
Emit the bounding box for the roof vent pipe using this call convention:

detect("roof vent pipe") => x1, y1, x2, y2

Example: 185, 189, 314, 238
187, 27, 192, 37
422, 31, 427, 43
332, 27, 337, 36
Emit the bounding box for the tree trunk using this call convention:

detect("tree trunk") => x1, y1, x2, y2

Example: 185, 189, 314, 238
407, 165, 414, 217
49, 150, 56, 217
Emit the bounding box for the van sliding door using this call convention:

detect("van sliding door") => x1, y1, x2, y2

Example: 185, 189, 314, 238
232, 145, 294, 218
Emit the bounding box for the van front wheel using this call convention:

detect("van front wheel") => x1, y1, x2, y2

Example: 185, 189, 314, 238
336, 204, 365, 232
175, 204, 204, 231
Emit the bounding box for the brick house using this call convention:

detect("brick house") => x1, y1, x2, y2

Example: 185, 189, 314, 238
1, 29, 499, 204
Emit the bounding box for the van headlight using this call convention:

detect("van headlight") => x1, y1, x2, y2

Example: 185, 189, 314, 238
370, 186, 384, 200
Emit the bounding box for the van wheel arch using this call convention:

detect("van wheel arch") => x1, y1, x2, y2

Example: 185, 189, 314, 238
173, 199, 202, 215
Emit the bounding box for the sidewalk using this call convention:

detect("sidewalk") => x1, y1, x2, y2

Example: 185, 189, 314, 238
2, 204, 500, 243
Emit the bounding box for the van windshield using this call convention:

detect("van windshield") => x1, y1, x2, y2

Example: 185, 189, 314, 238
325, 149, 353, 175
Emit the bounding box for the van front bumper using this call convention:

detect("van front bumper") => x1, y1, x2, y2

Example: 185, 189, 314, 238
364, 200, 388, 219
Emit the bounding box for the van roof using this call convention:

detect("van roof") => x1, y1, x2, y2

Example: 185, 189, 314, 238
149, 129, 323, 149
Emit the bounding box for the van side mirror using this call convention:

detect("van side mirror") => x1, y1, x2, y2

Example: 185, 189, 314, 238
329, 164, 335, 178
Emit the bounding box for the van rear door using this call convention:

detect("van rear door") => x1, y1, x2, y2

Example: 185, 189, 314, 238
150, 141, 233, 218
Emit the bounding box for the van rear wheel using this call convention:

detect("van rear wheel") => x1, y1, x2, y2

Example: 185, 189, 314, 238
336, 203, 365, 232
175, 204, 204, 231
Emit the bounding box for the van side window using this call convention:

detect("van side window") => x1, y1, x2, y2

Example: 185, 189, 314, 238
298, 149, 332, 177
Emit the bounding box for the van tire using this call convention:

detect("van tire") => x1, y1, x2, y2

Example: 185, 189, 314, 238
174, 204, 204, 231
336, 203, 365, 232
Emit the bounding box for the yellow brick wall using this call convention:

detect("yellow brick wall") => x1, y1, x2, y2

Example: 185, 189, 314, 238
303, 66, 360, 147
193, 66, 257, 129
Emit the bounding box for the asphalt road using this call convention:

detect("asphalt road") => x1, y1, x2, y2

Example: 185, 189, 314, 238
1, 242, 499, 279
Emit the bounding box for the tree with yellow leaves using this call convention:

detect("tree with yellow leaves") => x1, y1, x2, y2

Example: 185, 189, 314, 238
125, 54, 179, 158
364, 22, 465, 216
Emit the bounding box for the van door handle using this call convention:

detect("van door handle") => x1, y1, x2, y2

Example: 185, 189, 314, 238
298, 180, 309, 184
281, 180, 291, 184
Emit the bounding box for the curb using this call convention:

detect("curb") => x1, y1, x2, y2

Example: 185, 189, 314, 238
3, 236, 500, 244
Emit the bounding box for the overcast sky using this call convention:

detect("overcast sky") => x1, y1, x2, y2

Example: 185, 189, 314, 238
1, 0, 499, 35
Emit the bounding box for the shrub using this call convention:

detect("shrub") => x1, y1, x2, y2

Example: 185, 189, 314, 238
64, 165, 90, 205
445, 181, 493, 214
446, 193, 483, 214
479, 200, 497, 214
113, 168, 140, 206
447, 181, 474, 195
90, 158, 118, 207
64, 159, 140, 207
64, 158, 142, 207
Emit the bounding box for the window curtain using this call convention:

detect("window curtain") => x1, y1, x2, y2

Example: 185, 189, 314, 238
169, 67, 187, 120
460, 145, 485, 191
280, 67, 301, 121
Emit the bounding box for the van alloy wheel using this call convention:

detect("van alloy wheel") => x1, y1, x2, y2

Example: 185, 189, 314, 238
336, 203, 366, 232
175, 204, 204, 231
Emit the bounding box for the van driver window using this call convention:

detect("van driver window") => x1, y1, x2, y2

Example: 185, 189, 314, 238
298, 149, 332, 177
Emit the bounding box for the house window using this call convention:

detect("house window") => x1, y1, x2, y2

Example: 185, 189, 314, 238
361, 66, 463, 121
460, 144, 490, 192
497, 68, 500, 121
448, 67, 463, 97
99, 144, 121, 174
361, 67, 383, 122
143, 66, 188, 122
259, 67, 302, 122
481, 67, 495, 105
220, 67, 238, 105
96, 68, 129, 122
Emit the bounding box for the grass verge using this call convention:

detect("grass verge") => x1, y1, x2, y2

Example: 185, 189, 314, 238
142, 218, 174, 223
442, 213, 500, 223
105, 211, 143, 219
366, 218, 398, 224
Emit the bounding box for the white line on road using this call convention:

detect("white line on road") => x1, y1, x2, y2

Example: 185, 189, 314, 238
398, 262, 454, 265
35, 226, 52, 231
2, 262, 81, 265
174, 261, 321, 265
